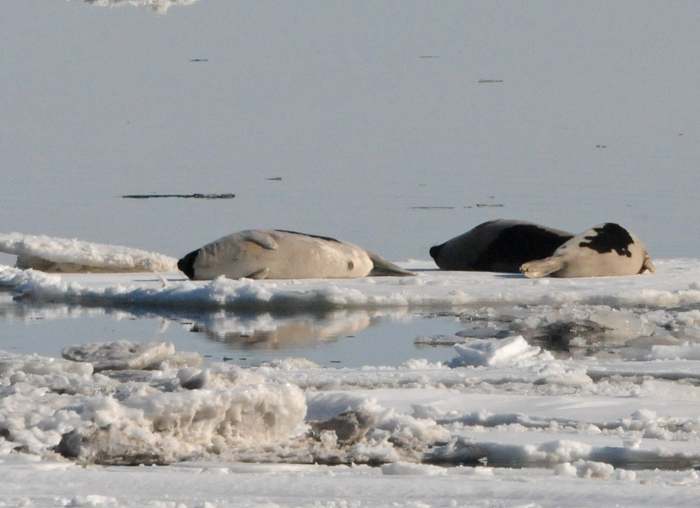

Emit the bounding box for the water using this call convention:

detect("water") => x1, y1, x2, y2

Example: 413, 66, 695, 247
0, 290, 463, 367
2, 1, 700, 366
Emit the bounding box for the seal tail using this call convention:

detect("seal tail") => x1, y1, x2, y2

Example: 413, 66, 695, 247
520, 256, 565, 279
365, 251, 415, 277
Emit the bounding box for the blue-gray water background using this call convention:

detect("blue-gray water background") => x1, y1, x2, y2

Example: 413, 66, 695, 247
1, 1, 699, 365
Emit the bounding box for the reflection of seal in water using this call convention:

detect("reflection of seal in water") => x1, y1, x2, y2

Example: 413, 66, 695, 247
178, 229, 413, 280
520, 223, 655, 278
429, 219, 574, 273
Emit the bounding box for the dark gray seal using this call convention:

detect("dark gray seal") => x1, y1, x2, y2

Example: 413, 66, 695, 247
429, 219, 574, 273
178, 229, 413, 280
520, 223, 655, 278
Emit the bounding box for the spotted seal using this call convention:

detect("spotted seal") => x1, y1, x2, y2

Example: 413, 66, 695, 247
178, 229, 413, 280
520, 223, 655, 278
429, 219, 574, 273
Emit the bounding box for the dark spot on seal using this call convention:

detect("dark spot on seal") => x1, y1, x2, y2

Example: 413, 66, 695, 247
274, 230, 340, 243
347, 260, 354, 270
177, 250, 199, 279
474, 225, 573, 272
578, 223, 634, 257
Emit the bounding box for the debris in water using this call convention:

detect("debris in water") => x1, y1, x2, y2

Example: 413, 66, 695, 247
122, 193, 235, 199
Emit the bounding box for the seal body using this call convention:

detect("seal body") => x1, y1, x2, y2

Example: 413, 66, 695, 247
429, 219, 574, 273
178, 229, 412, 280
520, 223, 655, 278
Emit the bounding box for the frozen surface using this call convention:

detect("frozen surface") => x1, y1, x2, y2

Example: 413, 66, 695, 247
2, 240, 700, 505
5, 333, 700, 506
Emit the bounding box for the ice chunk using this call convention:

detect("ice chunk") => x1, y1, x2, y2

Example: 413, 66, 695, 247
56, 381, 306, 465
72, 0, 201, 14
381, 461, 447, 475
0, 232, 177, 273
449, 336, 541, 368
646, 342, 700, 361
62, 341, 179, 371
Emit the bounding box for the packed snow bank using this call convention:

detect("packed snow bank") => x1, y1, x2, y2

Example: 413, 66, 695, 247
0, 233, 178, 273
0, 341, 306, 465
6, 339, 700, 470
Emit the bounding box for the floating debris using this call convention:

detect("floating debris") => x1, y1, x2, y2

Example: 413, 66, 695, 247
190, 59, 208, 62
411, 206, 455, 210
122, 193, 235, 199
419, 55, 440, 59
478, 79, 504, 83
265, 177, 282, 181
475, 203, 504, 208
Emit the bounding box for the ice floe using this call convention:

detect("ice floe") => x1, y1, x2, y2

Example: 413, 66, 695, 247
71, 0, 201, 12
4, 336, 700, 472
0, 233, 177, 273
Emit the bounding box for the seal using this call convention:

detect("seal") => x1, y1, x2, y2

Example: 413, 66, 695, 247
177, 229, 414, 280
520, 222, 655, 278
429, 219, 574, 273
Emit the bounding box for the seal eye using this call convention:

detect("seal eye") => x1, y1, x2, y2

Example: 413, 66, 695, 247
347, 260, 354, 270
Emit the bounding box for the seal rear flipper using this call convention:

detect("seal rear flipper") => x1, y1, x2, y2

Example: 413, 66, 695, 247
520, 257, 565, 279
640, 254, 655, 274
241, 231, 279, 250
366, 251, 415, 277
245, 267, 270, 280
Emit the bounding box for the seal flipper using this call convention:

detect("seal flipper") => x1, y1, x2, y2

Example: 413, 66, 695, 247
245, 267, 270, 279
242, 231, 279, 250
366, 251, 414, 277
640, 254, 655, 274
520, 257, 565, 279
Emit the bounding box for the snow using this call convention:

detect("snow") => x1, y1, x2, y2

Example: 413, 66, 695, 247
4, 237, 700, 505
70, 0, 201, 13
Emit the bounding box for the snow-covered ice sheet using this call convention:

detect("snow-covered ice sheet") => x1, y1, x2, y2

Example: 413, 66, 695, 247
2, 258, 700, 311
5, 337, 700, 469
5, 336, 700, 506
3, 239, 700, 506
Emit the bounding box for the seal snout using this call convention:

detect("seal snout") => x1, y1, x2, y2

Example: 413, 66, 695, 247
429, 244, 443, 261
177, 250, 199, 280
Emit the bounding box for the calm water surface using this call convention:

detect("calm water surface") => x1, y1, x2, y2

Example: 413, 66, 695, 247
0, 290, 463, 367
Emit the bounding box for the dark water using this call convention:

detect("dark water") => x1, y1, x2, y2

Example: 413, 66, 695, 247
2, 287, 694, 367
